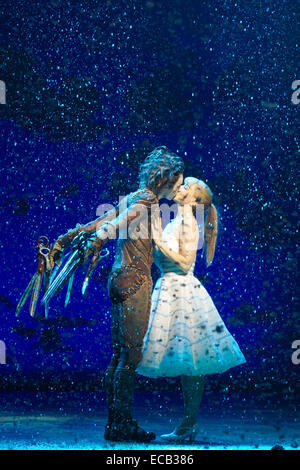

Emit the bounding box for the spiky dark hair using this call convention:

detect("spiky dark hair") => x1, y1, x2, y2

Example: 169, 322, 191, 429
138, 146, 184, 195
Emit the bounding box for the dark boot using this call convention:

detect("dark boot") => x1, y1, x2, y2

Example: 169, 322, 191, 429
105, 417, 156, 442
104, 365, 155, 442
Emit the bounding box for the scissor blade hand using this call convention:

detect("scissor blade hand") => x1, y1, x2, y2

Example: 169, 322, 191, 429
29, 271, 43, 317
82, 264, 94, 296
42, 271, 51, 318
16, 272, 38, 317
82, 247, 109, 296
41, 250, 78, 303
82, 251, 101, 296
44, 301, 49, 319
65, 271, 75, 308
47, 248, 71, 290
49, 250, 69, 283
49, 264, 60, 285
41, 251, 81, 305
44, 270, 51, 295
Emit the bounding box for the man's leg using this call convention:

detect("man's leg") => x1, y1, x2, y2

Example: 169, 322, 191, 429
104, 302, 121, 426
113, 277, 152, 424
113, 351, 136, 424
105, 275, 155, 441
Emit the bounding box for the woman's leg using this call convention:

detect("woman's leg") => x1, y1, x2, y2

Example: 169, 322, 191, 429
179, 375, 205, 429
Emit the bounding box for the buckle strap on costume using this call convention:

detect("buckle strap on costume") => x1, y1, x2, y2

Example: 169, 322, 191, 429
109, 264, 149, 301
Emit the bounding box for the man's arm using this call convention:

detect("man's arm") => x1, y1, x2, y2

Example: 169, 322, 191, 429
55, 206, 119, 248
89, 190, 159, 252
96, 191, 159, 242
50, 204, 120, 267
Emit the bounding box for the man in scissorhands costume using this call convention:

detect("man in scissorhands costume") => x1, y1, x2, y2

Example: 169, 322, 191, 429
49, 146, 184, 442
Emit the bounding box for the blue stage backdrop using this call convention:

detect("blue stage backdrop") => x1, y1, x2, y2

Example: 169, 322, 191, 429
0, 0, 299, 400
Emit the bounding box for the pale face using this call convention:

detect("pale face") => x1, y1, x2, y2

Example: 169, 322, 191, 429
159, 174, 183, 200
173, 181, 198, 204
174, 177, 211, 213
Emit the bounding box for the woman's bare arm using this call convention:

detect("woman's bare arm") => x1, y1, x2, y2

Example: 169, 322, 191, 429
153, 215, 198, 273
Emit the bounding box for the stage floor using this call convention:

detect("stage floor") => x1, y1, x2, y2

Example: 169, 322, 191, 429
0, 391, 298, 450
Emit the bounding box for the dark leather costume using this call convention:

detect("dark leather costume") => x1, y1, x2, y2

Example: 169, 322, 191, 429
54, 188, 159, 427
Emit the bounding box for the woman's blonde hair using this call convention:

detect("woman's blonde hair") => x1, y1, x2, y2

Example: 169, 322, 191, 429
184, 177, 218, 267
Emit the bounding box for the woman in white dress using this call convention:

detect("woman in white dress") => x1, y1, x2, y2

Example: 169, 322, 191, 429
137, 177, 246, 442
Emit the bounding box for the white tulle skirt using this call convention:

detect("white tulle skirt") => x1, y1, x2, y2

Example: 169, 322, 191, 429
137, 272, 246, 378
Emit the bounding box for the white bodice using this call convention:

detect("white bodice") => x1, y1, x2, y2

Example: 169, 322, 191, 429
154, 215, 198, 276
